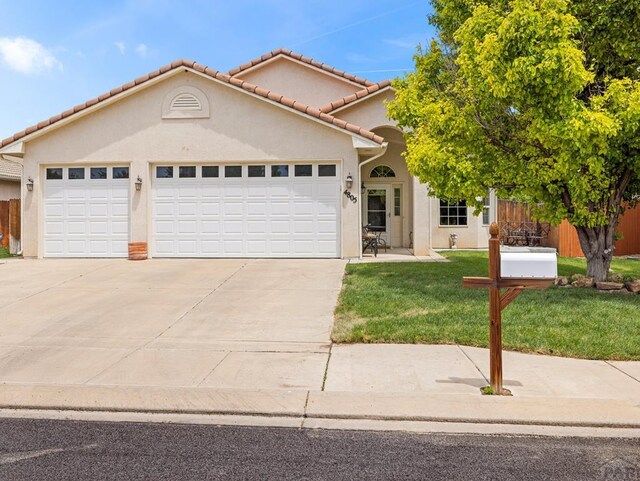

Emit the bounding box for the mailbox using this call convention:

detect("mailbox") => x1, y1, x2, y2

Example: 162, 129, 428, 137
500, 246, 558, 279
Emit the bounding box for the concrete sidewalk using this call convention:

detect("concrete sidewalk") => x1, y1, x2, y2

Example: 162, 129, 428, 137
0, 344, 638, 432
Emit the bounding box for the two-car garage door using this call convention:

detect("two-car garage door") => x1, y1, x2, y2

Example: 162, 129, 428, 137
42, 163, 341, 258
152, 163, 341, 258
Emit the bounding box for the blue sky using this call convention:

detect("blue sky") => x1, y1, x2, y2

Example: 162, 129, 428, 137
0, 1, 435, 140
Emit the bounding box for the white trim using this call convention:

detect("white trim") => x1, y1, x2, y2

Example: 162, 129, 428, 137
230, 54, 369, 89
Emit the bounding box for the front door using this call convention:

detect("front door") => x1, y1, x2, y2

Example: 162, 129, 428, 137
365, 186, 391, 245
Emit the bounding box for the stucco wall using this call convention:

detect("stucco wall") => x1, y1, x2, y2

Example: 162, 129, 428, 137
21, 71, 364, 258
0, 180, 20, 200
234, 57, 364, 109
333, 90, 396, 131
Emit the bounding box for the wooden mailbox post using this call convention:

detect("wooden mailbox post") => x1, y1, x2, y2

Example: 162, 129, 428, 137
463, 223, 556, 395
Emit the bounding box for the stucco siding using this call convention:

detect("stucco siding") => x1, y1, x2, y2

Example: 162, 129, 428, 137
333, 90, 396, 131
234, 57, 364, 109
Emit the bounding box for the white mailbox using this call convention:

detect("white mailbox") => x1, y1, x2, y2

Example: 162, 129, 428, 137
500, 246, 558, 279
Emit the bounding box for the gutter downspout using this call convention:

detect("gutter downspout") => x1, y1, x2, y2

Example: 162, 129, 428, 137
357, 142, 388, 259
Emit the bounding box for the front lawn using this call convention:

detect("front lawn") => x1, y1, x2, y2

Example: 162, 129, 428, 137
333, 252, 640, 360
0, 247, 10, 258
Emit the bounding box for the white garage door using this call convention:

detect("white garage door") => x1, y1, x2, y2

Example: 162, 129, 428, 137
153, 163, 341, 258
44, 166, 130, 257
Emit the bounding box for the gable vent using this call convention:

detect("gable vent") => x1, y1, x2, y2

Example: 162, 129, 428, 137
170, 94, 201, 111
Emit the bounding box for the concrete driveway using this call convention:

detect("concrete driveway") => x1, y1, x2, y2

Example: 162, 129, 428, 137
0, 258, 345, 391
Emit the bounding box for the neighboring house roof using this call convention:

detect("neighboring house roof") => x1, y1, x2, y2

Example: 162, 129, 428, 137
0, 58, 385, 150
228, 48, 376, 88
0, 158, 22, 181
320, 80, 393, 113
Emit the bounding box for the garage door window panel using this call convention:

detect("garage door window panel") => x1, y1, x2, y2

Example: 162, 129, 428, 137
202, 166, 219, 178
90, 168, 107, 179
318, 165, 336, 177
225, 166, 242, 178
248, 165, 265, 178
295, 165, 313, 177
69, 168, 85, 180
113, 167, 129, 179
179, 166, 196, 178
46, 168, 63, 180
271, 165, 289, 177
157, 166, 174, 178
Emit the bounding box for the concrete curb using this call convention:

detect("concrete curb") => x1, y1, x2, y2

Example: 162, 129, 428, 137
0, 384, 639, 429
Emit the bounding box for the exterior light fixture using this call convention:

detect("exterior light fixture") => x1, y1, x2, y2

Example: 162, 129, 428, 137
345, 173, 353, 190
361, 182, 366, 194
135, 176, 143, 191
26, 177, 34, 192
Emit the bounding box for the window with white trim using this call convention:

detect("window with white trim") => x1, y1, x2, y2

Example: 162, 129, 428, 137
482, 193, 491, 225
440, 200, 468, 226
370, 165, 396, 178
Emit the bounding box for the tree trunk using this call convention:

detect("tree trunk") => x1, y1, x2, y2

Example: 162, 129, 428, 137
574, 222, 617, 282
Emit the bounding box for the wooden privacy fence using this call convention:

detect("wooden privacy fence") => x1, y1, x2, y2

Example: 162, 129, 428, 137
554, 205, 640, 257
497, 200, 552, 247
498, 199, 640, 257
0, 199, 20, 253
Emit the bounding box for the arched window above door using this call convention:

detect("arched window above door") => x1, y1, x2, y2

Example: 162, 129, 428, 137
370, 165, 396, 178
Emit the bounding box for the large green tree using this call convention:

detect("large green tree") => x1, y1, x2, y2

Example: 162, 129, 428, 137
389, 0, 640, 281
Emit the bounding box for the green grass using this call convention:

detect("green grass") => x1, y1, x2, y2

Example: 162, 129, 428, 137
0, 246, 10, 258
333, 252, 640, 360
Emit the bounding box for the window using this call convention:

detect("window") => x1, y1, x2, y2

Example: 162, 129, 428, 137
318, 164, 336, 177
90, 167, 107, 179
295, 165, 312, 177
179, 166, 196, 178
271, 165, 288, 177
394, 188, 401, 216
46, 168, 63, 180
113, 167, 129, 179
69, 168, 85, 180
202, 166, 219, 178
370, 165, 396, 178
482, 194, 491, 225
248, 165, 265, 177
225, 165, 242, 178
440, 200, 468, 226
156, 166, 173, 178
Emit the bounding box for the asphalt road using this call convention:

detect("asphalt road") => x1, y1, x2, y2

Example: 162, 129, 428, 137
0, 418, 638, 481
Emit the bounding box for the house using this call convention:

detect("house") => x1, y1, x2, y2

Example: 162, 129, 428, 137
0, 157, 20, 201
0, 49, 494, 259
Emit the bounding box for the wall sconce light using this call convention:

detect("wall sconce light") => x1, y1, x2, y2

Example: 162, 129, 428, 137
345, 173, 353, 190
26, 177, 34, 192
135, 176, 143, 191
361, 182, 366, 194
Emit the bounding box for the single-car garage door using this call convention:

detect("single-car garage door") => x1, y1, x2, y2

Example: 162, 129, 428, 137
153, 163, 341, 258
44, 166, 130, 257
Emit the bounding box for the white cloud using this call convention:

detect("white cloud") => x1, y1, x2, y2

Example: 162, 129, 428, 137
134, 43, 148, 58
384, 37, 420, 49
114, 41, 126, 55
0, 36, 63, 74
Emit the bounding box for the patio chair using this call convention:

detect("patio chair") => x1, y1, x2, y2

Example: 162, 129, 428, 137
362, 225, 378, 257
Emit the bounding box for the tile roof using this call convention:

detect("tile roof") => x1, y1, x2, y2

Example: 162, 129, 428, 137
228, 48, 376, 87
320, 80, 393, 113
0, 59, 384, 149
0, 158, 22, 180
